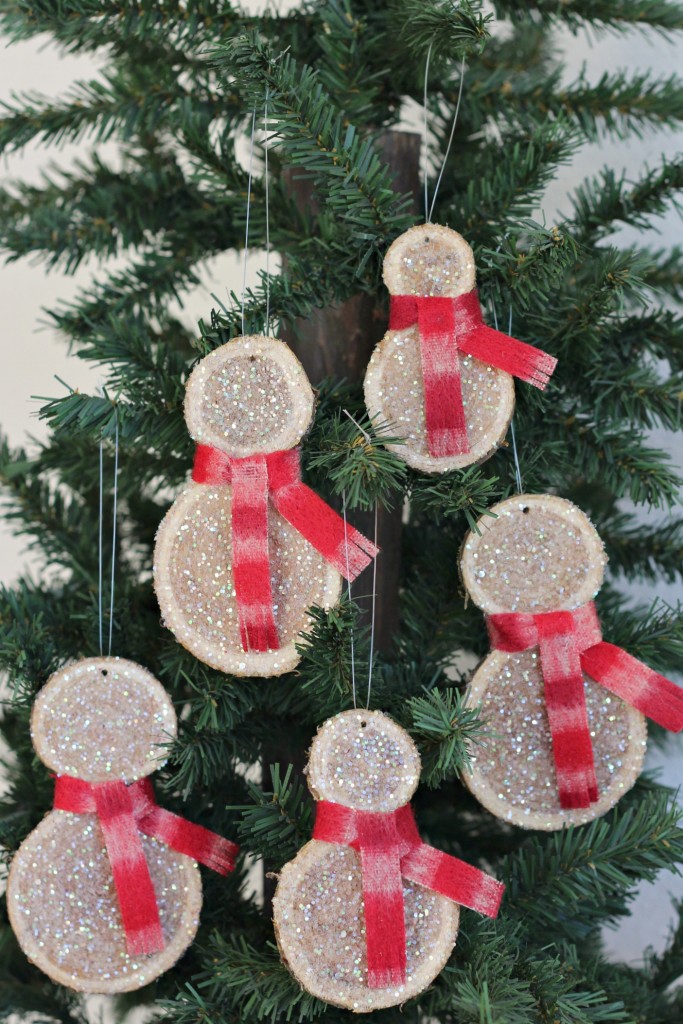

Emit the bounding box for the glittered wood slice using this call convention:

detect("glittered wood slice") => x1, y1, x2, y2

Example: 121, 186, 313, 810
364, 329, 515, 473
307, 709, 421, 812
273, 840, 459, 1012
31, 657, 177, 784
184, 335, 315, 458
153, 483, 342, 677
460, 493, 607, 614
462, 649, 647, 830
7, 814, 202, 993
382, 224, 476, 298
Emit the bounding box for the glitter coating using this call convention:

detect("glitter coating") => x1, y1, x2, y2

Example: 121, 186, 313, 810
382, 223, 476, 298
308, 710, 421, 812
184, 335, 314, 457
366, 224, 514, 473
463, 650, 647, 830
31, 657, 176, 783
8, 814, 202, 993
460, 493, 643, 829
460, 494, 607, 614
364, 328, 514, 472
273, 842, 459, 1012
154, 483, 342, 677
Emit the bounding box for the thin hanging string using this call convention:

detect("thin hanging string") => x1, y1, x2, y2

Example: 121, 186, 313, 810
509, 418, 523, 495
428, 56, 466, 223
98, 411, 120, 657
341, 410, 379, 710
365, 503, 378, 709
98, 439, 104, 656
423, 50, 467, 223
241, 109, 257, 337
341, 490, 358, 710
493, 305, 524, 494
263, 88, 271, 335
507, 305, 524, 494
422, 41, 433, 223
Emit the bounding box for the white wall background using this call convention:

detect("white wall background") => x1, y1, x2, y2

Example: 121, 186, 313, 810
1, 12, 682, 967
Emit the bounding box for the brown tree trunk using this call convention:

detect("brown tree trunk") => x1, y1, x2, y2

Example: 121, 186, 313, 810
282, 129, 422, 652
264, 131, 421, 910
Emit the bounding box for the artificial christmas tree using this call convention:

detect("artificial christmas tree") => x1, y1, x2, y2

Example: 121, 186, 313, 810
1, 1, 683, 1022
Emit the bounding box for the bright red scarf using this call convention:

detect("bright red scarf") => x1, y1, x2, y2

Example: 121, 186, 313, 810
54, 775, 238, 955
192, 446, 379, 653
313, 800, 503, 988
487, 602, 683, 809
389, 290, 557, 458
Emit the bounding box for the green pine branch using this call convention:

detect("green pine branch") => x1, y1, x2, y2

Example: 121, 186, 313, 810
443, 120, 581, 238
0, 70, 222, 154
0, 0, 244, 52
648, 900, 683, 990
408, 687, 484, 788
492, 0, 683, 34
169, 935, 328, 1024
640, 248, 683, 304
409, 467, 502, 530
601, 512, 683, 583
212, 32, 414, 272
391, 0, 491, 62
304, 408, 407, 511
230, 764, 314, 870
557, 70, 683, 140
569, 364, 683, 433
570, 157, 683, 243
598, 595, 683, 673
0, 151, 245, 272
503, 790, 683, 942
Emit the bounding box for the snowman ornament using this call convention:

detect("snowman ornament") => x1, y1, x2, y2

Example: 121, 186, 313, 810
7, 657, 237, 993
273, 710, 503, 1012
364, 224, 557, 473
154, 335, 378, 678
460, 494, 683, 830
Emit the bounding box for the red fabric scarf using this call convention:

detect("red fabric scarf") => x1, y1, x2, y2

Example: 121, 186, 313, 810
313, 800, 503, 988
487, 602, 683, 809
54, 775, 238, 956
389, 290, 557, 458
192, 445, 379, 653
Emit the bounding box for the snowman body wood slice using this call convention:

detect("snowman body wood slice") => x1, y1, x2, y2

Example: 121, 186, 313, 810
154, 335, 377, 678
7, 657, 237, 993
460, 495, 683, 830
364, 225, 556, 473
273, 710, 503, 1011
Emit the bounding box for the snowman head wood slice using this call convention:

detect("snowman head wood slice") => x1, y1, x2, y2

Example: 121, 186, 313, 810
154, 334, 378, 678
7, 656, 237, 993
364, 224, 557, 473
459, 494, 683, 830
273, 710, 503, 1011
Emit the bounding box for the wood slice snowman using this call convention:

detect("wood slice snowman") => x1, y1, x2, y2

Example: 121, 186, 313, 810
460, 495, 648, 830
7, 657, 203, 993
154, 335, 345, 678
364, 224, 556, 473
273, 710, 503, 1012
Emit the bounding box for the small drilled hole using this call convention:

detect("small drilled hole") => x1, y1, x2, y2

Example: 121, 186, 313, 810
101, 669, 108, 676
522, 506, 530, 514
424, 236, 430, 244
249, 355, 256, 362
360, 720, 367, 729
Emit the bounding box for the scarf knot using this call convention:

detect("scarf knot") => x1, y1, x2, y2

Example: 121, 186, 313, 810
389, 290, 557, 458
54, 775, 238, 955
487, 601, 683, 809
313, 800, 503, 988
192, 446, 379, 652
